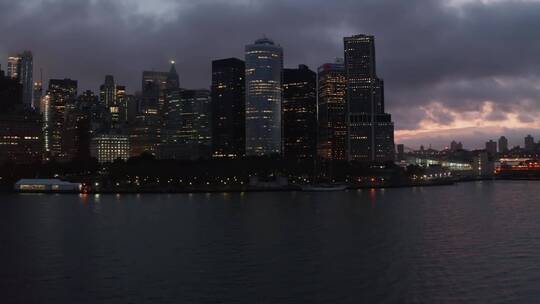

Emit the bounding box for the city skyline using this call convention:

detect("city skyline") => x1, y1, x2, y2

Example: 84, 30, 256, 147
2, 0, 540, 149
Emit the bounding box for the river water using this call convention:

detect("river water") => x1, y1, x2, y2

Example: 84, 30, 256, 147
1, 181, 539, 303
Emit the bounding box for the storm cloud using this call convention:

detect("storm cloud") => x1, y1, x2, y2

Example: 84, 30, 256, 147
2, 0, 540, 149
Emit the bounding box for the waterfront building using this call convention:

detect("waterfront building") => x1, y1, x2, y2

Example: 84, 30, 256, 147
472, 151, 494, 177
211, 58, 245, 159
14, 179, 81, 193
245, 37, 283, 156
90, 133, 130, 163
344, 34, 394, 162
317, 59, 347, 161
283, 64, 317, 160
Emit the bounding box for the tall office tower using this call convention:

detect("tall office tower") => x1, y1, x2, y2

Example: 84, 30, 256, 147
396, 144, 405, 161
344, 34, 394, 162
317, 60, 347, 161
99, 75, 122, 128
133, 63, 177, 157
77, 90, 105, 133
525, 134, 535, 151
485, 140, 497, 155
141, 70, 169, 115
41, 94, 51, 153
0, 71, 23, 112
7, 51, 33, 108
283, 64, 317, 160
166, 61, 180, 90
115, 85, 126, 125
123, 95, 138, 126
100, 75, 116, 107
63, 107, 91, 161
245, 37, 283, 156
33, 81, 42, 112
498, 136, 509, 153
211, 58, 245, 159
160, 89, 212, 160
7, 55, 20, 79
47, 79, 77, 158
163, 62, 180, 125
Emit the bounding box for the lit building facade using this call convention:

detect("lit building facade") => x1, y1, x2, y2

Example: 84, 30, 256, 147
90, 134, 130, 163
33, 80, 42, 113
99, 75, 127, 128
0, 112, 43, 164
317, 60, 347, 161
132, 63, 178, 157
283, 64, 317, 160
211, 58, 245, 159
46, 79, 77, 158
160, 89, 212, 160
245, 37, 283, 156
344, 34, 394, 162
7, 51, 33, 108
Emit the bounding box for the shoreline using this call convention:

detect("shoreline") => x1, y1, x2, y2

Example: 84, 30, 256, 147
4, 178, 537, 195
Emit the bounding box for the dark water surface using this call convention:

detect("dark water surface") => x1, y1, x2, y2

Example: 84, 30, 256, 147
1, 181, 540, 303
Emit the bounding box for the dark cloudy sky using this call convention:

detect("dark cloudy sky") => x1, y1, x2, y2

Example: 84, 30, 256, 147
2, 0, 540, 149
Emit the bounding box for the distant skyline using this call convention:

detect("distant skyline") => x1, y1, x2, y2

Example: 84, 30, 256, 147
2, 0, 540, 149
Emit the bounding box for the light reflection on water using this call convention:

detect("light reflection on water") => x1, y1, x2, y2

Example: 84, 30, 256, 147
1, 181, 540, 303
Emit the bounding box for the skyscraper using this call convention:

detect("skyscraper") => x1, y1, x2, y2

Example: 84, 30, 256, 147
46, 79, 77, 158
7, 51, 33, 108
100, 75, 116, 107
141, 70, 170, 115
525, 134, 535, 151
211, 58, 245, 159
317, 60, 347, 161
160, 89, 211, 160
132, 63, 177, 157
33, 80, 42, 113
485, 140, 497, 155
99, 75, 119, 128
0, 70, 22, 112
115, 85, 126, 126
283, 64, 317, 160
344, 35, 394, 162
245, 37, 283, 156
498, 136, 508, 153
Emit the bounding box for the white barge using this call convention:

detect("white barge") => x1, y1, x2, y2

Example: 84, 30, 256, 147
14, 179, 82, 193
